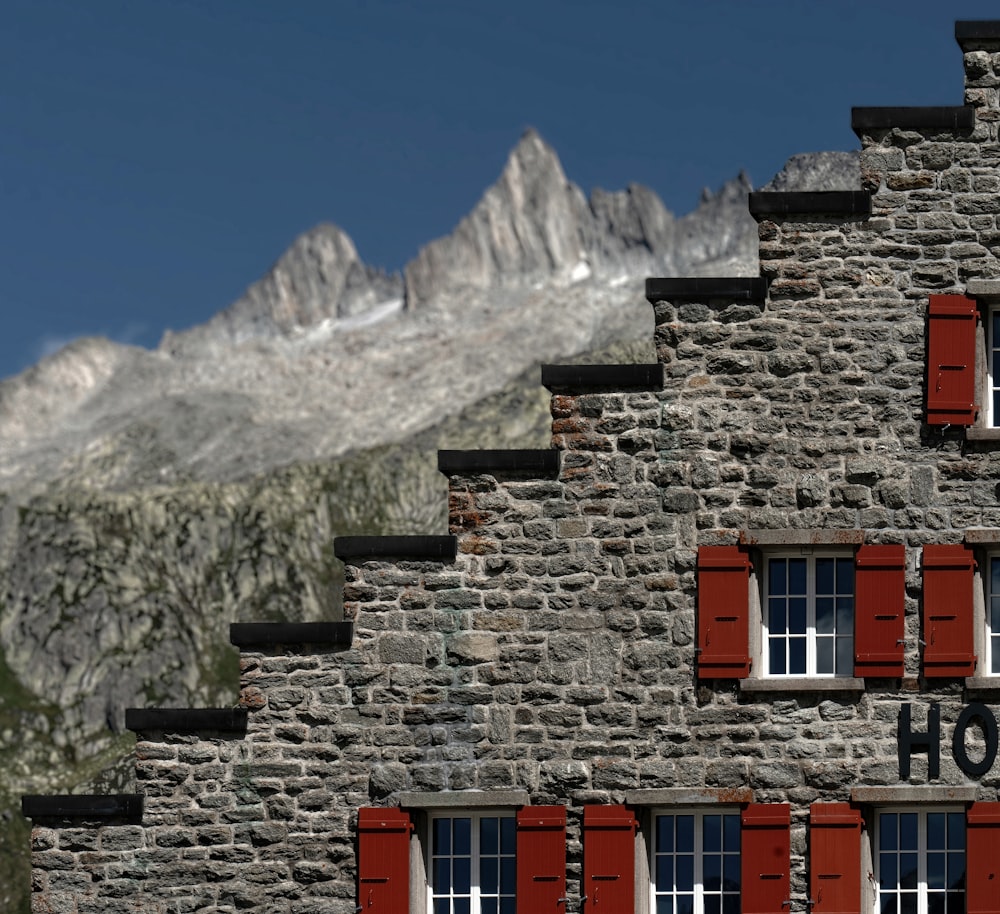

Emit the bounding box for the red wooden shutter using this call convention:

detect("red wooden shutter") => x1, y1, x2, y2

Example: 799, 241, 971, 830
516, 806, 566, 914
697, 546, 752, 678
809, 803, 862, 914
926, 294, 978, 425
922, 544, 977, 677
582, 805, 637, 914
967, 802, 1000, 914
741, 803, 790, 914
357, 807, 412, 914
854, 544, 906, 677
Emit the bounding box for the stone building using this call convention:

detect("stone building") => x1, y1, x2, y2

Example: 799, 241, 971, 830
21, 18, 1000, 914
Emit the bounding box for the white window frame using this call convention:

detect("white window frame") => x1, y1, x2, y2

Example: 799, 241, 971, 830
650, 808, 740, 914
983, 551, 1000, 676
873, 807, 965, 914
426, 810, 516, 914
987, 304, 1000, 427
761, 551, 855, 678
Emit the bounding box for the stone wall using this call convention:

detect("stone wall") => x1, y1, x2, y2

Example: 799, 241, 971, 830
22, 19, 1000, 914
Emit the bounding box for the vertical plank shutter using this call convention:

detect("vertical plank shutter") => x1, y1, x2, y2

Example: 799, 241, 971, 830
357, 807, 412, 914
697, 546, 752, 678
922, 544, 977, 677
741, 803, 791, 914
516, 806, 566, 914
967, 802, 1000, 914
854, 544, 906, 677
809, 803, 862, 914
926, 293, 978, 426
582, 805, 637, 913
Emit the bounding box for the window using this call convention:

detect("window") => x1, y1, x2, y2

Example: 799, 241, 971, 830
429, 813, 516, 914
986, 554, 1000, 675
988, 307, 1000, 427
651, 811, 740, 914
696, 542, 905, 681
763, 554, 854, 677
875, 809, 965, 914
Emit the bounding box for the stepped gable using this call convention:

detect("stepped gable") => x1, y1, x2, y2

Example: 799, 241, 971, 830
26, 19, 1000, 914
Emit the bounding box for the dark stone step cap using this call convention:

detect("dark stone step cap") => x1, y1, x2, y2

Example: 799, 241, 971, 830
230, 621, 354, 648
438, 449, 560, 477
22, 794, 143, 822
334, 535, 457, 560
541, 363, 663, 391
956, 21, 1000, 45
851, 106, 974, 134
748, 191, 871, 219
645, 277, 767, 304
125, 708, 249, 734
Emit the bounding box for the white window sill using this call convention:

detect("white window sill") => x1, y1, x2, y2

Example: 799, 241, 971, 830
739, 677, 865, 693
965, 427, 1000, 441
964, 676, 1000, 691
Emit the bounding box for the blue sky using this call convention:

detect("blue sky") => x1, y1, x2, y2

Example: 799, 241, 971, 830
2, 1, 997, 381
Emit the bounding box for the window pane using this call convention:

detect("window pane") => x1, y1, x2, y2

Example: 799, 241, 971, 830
723, 815, 740, 849
500, 817, 515, 855
879, 894, 897, 914
927, 852, 945, 889
676, 854, 694, 892
769, 645, 786, 676
453, 857, 471, 895
927, 813, 945, 849
947, 813, 965, 850
947, 853, 965, 890
880, 853, 897, 887
703, 815, 721, 852
770, 559, 787, 595
723, 895, 739, 914
481, 816, 498, 854
500, 858, 515, 895
657, 899, 673, 914
993, 637, 1000, 675
991, 596, 1000, 632
454, 818, 471, 854
434, 899, 451, 914
454, 899, 470, 914
836, 558, 854, 595
900, 894, 916, 914
724, 853, 739, 889
789, 558, 806, 594
499, 899, 515, 914
704, 896, 721, 914
881, 814, 897, 851
790, 637, 806, 674
481, 857, 498, 894
656, 854, 673, 888
789, 598, 807, 634
900, 853, 918, 889
900, 814, 918, 850
991, 557, 1000, 593
816, 597, 834, 634
676, 895, 694, 914
836, 597, 854, 630
816, 558, 834, 594
927, 895, 945, 914
481, 901, 497, 914
769, 599, 787, 634
434, 818, 451, 854
657, 815, 674, 853
703, 853, 721, 891
816, 639, 833, 674
836, 636, 853, 676
677, 815, 694, 852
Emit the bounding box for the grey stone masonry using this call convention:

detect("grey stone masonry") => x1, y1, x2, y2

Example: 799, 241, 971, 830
23, 19, 1000, 914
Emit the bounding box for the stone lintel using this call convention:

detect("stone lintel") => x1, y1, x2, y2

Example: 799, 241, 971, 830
125, 708, 249, 734
956, 20, 1000, 47
398, 790, 530, 809
740, 529, 864, 547
21, 794, 144, 822
541, 363, 663, 391
333, 535, 458, 561
438, 449, 560, 478
965, 428, 1000, 442
230, 621, 353, 648
963, 528, 1000, 544
748, 191, 871, 220
644, 277, 767, 305
851, 786, 977, 805
740, 677, 865, 694
965, 279, 1000, 300
851, 106, 974, 136
624, 788, 753, 806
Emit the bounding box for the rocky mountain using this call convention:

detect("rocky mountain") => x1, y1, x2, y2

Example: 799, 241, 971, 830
0, 131, 859, 911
